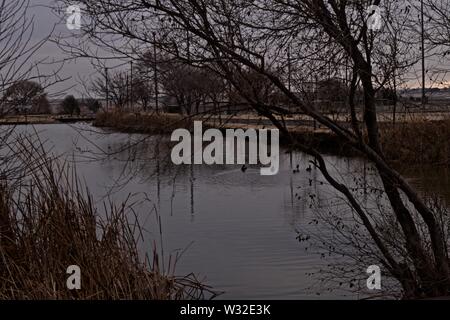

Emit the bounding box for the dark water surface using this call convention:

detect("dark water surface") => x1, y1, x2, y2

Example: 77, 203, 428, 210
11, 123, 447, 299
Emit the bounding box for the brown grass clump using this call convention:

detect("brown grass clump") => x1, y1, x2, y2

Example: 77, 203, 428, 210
95, 111, 450, 167
94, 111, 190, 134
0, 144, 213, 300
380, 119, 450, 166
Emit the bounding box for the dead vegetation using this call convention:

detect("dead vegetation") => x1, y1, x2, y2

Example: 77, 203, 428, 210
94, 111, 190, 134
0, 138, 213, 300
381, 119, 450, 166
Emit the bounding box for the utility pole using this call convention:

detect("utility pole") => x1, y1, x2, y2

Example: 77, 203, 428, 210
314, 74, 318, 131
421, 0, 426, 107
287, 44, 292, 113
393, 60, 398, 126
187, 30, 191, 63
126, 73, 129, 110
153, 32, 159, 113
130, 60, 133, 111
105, 67, 109, 111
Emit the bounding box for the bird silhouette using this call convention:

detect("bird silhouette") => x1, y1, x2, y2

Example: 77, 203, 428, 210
241, 165, 248, 172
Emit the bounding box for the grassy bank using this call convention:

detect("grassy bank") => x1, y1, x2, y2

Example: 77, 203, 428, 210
0, 114, 95, 125
94, 111, 191, 134
291, 119, 450, 166
0, 146, 211, 299
94, 111, 350, 154
380, 120, 450, 166
93, 111, 450, 166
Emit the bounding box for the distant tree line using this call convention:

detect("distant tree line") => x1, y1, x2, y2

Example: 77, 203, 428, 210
1, 80, 50, 115
60, 95, 102, 115
91, 53, 379, 115
0, 79, 103, 116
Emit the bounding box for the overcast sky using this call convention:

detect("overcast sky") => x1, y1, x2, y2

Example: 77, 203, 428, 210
28, 1, 84, 97
27, 0, 450, 98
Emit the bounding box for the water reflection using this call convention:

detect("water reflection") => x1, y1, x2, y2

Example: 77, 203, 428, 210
9, 123, 449, 299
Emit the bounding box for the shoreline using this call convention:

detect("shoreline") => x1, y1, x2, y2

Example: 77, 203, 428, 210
0, 114, 95, 125
92, 111, 362, 158
92, 111, 450, 167
5, 111, 448, 167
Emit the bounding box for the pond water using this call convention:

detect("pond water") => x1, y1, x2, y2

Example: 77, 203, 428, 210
9, 123, 449, 299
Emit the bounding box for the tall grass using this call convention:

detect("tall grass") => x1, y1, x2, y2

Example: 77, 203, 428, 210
94, 111, 189, 134
0, 138, 212, 300
380, 119, 450, 166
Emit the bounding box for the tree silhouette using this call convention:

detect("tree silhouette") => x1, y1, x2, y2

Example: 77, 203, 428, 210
61, 95, 80, 115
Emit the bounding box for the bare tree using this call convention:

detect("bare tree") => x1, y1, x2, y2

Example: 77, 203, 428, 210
159, 61, 208, 114
139, 54, 226, 115
423, 0, 450, 51
420, 0, 450, 90
60, 95, 80, 115
0, 0, 67, 187
53, 0, 450, 298
3, 80, 51, 115
92, 70, 130, 110
0, 0, 66, 117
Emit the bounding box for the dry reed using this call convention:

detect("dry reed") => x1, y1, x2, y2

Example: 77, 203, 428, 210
0, 138, 213, 300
